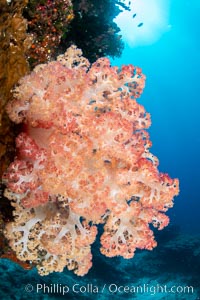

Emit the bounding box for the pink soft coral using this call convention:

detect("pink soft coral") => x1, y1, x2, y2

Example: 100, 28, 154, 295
3, 45, 179, 276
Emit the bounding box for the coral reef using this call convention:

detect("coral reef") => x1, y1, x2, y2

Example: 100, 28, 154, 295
23, 0, 74, 68
0, 0, 33, 267
0, 0, 32, 177
61, 0, 130, 62
3, 45, 179, 276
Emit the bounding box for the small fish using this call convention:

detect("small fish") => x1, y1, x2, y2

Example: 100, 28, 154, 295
132, 13, 137, 18
137, 22, 143, 27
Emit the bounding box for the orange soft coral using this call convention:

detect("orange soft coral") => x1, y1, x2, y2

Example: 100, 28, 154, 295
3, 45, 179, 276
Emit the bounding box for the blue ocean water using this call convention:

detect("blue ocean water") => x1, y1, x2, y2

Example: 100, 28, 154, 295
112, 0, 200, 236
111, 0, 200, 233
0, 1, 199, 299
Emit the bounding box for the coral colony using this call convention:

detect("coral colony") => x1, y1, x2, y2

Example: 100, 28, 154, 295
24, 0, 73, 67
3, 46, 179, 276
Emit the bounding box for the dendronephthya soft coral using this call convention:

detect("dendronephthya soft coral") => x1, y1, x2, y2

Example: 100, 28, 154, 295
3, 45, 179, 276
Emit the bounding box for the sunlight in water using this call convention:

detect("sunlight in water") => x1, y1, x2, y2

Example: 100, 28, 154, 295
115, 0, 171, 47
